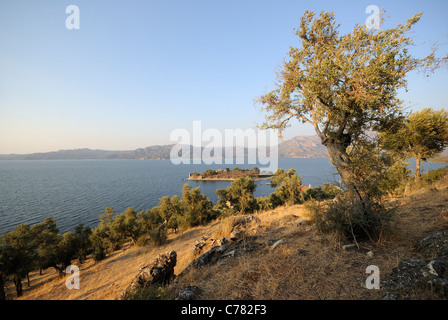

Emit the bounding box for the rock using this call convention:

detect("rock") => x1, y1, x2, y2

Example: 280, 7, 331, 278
382, 258, 427, 291
122, 251, 177, 297
176, 286, 202, 300
177, 240, 269, 284
277, 215, 298, 224
383, 292, 398, 300
295, 220, 307, 227
223, 250, 237, 258
230, 231, 245, 241
416, 229, 448, 259
424, 258, 447, 277
233, 215, 261, 228
382, 255, 448, 299
270, 239, 284, 251
342, 244, 357, 252
381, 230, 448, 299
211, 237, 229, 246
192, 246, 228, 268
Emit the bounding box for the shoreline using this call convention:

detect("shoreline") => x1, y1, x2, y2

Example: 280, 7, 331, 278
185, 175, 273, 181
186, 176, 273, 182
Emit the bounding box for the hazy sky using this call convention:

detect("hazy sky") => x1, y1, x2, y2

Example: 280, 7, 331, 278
0, 0, 447, 154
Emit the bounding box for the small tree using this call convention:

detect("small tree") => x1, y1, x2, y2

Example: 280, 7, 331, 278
149, 196, 183, 243
380, 108, 448, 182
111, 208, 142, 245
216, 177, 257, 214
0, 224, 35, 296
73, 224, 92, 264
138, 208, 164, 234
31, 217, 60, 275
270, 169, 304, 205
53, 232, 78, 275
181, 184, 213, 227
90, 207, 120, 261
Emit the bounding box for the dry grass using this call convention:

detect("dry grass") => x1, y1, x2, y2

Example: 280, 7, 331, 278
171, 185, 448, 300
8, 181, 448, 300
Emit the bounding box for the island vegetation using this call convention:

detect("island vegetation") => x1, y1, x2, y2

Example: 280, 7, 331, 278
186, 167, 272, 181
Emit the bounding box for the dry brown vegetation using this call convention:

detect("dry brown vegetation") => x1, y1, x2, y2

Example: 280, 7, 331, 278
7, 178, 448, 300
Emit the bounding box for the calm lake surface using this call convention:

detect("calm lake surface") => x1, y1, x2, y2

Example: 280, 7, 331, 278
0, 158, 445, 234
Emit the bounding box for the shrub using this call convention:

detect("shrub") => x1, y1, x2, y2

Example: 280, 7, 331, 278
216, 177, 258, 214
304, 195, 394, 242
181, 184, 214, 228
256, 196, 274, 211
136, 235, 149, 247
268, 168, 304, 206
421, 166, 448, 186
150, 229, 167, 247
121, 284, 173, 300
304, 183, 343, 201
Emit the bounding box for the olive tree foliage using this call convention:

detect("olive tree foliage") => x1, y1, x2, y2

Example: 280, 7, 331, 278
216, 177, 257, 214
90, 207, 120, 261
0, 224, 35, 297
347, 139, 411, 196
181, 184, 214, 227
256, 10, 441, 202
269, 168, 303, 206
380, 108, 448, 183
110, 207, 143, 245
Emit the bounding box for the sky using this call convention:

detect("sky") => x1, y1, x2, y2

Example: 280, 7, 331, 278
0, 0, 447, 154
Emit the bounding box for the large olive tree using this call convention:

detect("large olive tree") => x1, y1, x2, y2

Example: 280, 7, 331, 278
257, 10, 441, 203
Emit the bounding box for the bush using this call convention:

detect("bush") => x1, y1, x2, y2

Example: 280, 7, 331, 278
256, 196, 274, 211
150, 229, 167, 247
121, 284, 173, 300
181, 184, 214, 228
421, 166, 448, 186
304, 195, 394, 242
303, 183, 343, 201
216, 177, 258, 214
136, 235, 149, 247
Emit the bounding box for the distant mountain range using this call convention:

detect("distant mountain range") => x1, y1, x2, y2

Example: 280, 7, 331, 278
3, 135, 448, 161
0, 135, 329, 160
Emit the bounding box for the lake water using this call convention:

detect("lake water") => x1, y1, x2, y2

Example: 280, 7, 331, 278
0, 158, 445, 235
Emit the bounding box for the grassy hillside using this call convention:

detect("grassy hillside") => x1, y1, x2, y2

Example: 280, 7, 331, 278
7, 174, 448, 300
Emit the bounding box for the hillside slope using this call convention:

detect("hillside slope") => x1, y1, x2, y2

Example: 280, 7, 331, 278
8, 179, 448, 300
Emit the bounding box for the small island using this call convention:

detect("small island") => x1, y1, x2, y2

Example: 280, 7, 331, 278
186, 167, 273, 181
431, 156, 448, 163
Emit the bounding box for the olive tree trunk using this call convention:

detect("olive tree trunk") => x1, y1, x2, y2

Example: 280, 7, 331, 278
13, 277, 22, 297
321, 137, 366, 203
415, 154, 422, 183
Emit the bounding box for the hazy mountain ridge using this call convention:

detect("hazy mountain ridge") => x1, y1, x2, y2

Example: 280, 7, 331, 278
0, 148, 119, 160
0, 136, 330, 160
278, 135, 328, 158
3, 135, 447, 160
